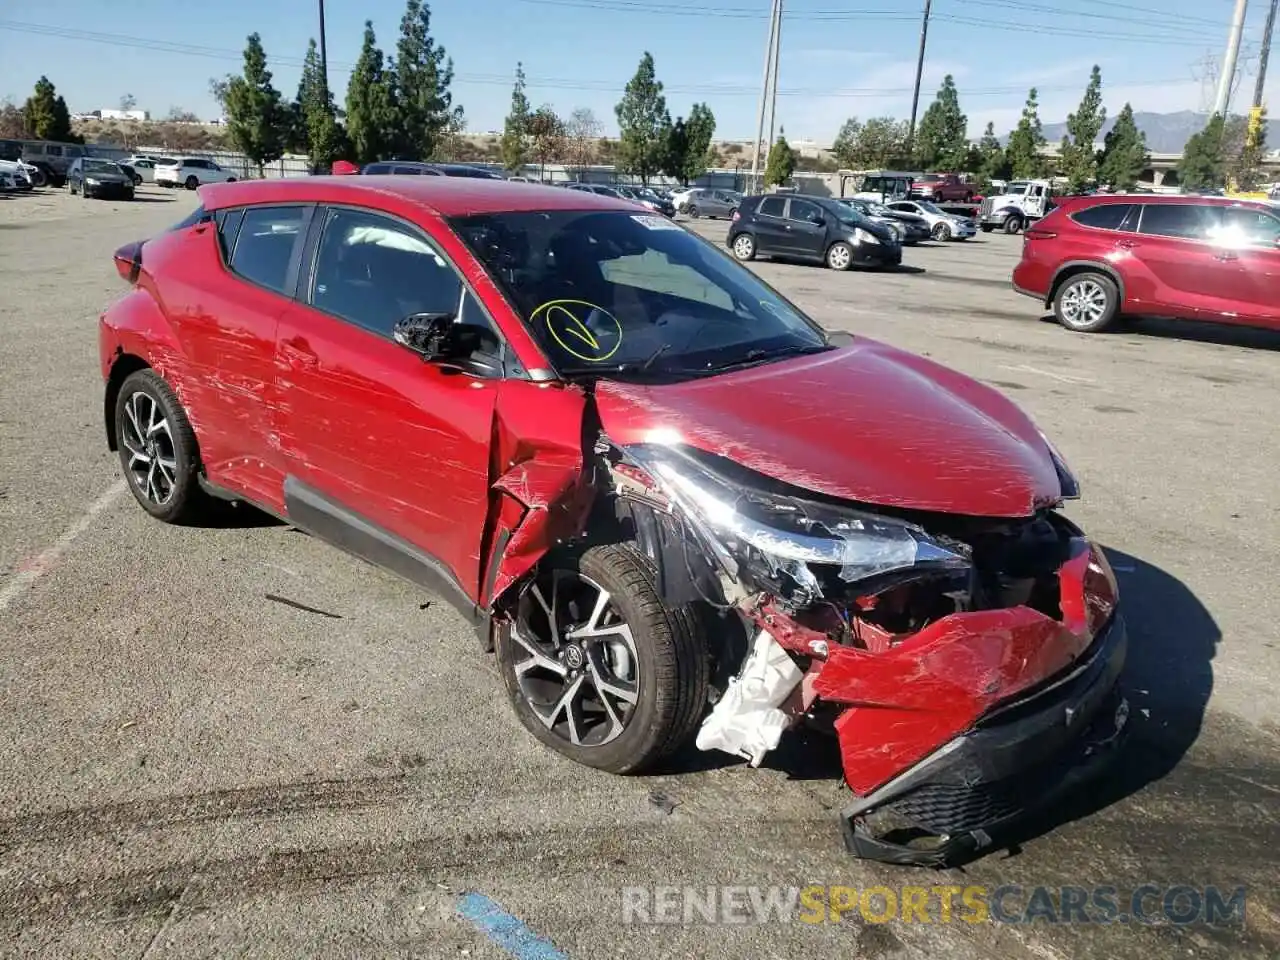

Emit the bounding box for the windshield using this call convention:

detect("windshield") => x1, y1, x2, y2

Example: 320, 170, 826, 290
451, 210, 829, 379
1004, 181, 1030, 196
866, 202, 894, 216
84, 160, 122, 175
914, 200, 943, 215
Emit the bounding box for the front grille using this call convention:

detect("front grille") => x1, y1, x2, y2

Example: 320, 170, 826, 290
979, 198, 994, 217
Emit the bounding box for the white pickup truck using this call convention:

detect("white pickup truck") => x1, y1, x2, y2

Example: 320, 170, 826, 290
977, 179, 1053, 234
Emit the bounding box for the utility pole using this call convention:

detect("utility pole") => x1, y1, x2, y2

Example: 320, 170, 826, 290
750, 0, 779, 192
1214, 0, 1250, 116
318, 0, 330, 103
905, 0, 933, 156
1255, 0, 1278, 106
765, 0, 784, 149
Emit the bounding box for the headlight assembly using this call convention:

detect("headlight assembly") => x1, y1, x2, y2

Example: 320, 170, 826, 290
854, 227, 879, 246
1038, 431, 1080, 499
626, 445, 969, 585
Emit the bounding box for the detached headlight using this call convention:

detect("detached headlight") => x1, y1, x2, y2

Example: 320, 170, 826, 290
1039, 431, 1080, 499
854, 227, 879, 246
629, 445, 969, 583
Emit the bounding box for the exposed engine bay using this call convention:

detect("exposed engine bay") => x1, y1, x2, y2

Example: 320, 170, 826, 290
595, 438, 1128, 866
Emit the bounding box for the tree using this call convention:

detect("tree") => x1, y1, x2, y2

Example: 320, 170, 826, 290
764, 131, 796, 187
119, 93, 137, 112
291, 38, 342, 170
0, 99, 25, 138
615, 52, 669, 185
831, 116, 909, 169
22, 76, 79, 142
167, 107, 199, 123
1059, 65, 1106, 192
975, 121, 1009, 185
390, 0, 462, 160
564, 107, 602, 177
500, 63, 531, 174
224, 34, 287, 175
528, 106, 565, 178
914, 75, 967, 170
660, 117, 690, 184
1232, 106, 1268, 191
1097, 103, 1147, 190
1178, 113, 1227, 192
681, 102, 716, 184
345, 21, 397, 164
1005, 88, 1046, 179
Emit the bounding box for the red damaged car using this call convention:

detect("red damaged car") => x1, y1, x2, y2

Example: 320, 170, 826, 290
100, 178, 1128, 865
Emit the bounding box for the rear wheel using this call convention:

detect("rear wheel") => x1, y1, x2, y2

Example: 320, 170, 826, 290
114, 369, 209, 523
731, 232, 757, 261
496, 544, 709, 774
185, 175, 199, 190
1053, 272, 1120, 333
826, 241, 854, 271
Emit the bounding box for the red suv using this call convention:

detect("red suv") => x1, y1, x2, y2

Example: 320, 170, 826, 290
100, 178, 1127, 865
910, 174, 975, 203
1013, 194, 1280, 333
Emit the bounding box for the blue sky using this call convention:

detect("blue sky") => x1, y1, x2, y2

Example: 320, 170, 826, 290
1, 0, 1277, 143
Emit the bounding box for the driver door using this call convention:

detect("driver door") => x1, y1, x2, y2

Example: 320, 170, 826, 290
1025, 183, 1048, 218
273, 205, 503, 598
781, 198, 828, 258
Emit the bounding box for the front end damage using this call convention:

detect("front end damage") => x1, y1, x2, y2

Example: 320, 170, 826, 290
602, 439, 1129, 866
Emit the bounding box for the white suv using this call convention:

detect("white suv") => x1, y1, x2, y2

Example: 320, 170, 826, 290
155, 157, 237, 190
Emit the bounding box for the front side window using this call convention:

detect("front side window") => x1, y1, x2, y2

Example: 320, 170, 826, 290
1137, 203, 1219, 241
1211, 206, 1280, 247
228, 205, 308, 294
788, 200, 823, 224
309, 208, 465, 338
450, 209, 829, 380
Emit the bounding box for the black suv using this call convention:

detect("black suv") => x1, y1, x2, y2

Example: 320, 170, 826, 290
727, 194, 902, 270
361, 160, 502, 179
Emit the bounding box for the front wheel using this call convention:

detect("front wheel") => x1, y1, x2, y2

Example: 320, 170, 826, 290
29, 166, 48, 187
731, 232, 757, 261
1053, 272, 1120, 333
931, 222, 952, 241
686, 205, 700, 218
826, 241, 854, 271
1003, 216, 1024, 235
496, 544, 709, 774
185, 175, 199, 190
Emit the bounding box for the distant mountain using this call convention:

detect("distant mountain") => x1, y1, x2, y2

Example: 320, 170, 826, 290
1036, 110, 1280, 154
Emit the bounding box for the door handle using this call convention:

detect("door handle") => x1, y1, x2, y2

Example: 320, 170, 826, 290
280, 337, 319, 367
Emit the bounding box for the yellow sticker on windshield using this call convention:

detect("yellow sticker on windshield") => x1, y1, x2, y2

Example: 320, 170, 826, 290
534, 299, 623, 362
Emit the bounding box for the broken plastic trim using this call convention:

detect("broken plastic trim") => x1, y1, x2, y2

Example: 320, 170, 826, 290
625, 443, 970, 585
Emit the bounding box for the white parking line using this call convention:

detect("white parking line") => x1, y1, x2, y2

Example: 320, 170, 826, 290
1001, 363, 1097, 385
0, 480, 127, 614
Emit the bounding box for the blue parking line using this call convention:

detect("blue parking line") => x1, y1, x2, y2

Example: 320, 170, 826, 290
456, 892, 569, 960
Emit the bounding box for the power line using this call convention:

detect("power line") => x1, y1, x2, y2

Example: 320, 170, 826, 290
0, 18, 1205, 98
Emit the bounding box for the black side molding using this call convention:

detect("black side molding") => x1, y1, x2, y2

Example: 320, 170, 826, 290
283, 476, 488, 632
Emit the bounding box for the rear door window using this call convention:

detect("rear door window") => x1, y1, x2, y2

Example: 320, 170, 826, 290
228, 205, 310, 294
1070, 203, 1133, 231
1137, 204, 1220, 240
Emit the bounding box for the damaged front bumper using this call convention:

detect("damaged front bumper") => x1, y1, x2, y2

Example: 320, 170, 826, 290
837, 611, 1128, 866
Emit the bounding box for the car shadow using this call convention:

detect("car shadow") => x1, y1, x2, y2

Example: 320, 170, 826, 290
128, 195, 177, 204
880, 264, 926, 275
175, 499, 285, 529
1036, 311, 1280, 351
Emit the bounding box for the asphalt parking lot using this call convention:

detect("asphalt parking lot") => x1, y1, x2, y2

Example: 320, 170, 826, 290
1, 184, 1278, 959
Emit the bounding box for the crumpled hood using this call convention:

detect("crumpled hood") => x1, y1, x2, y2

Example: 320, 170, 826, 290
595, 338, 1064, 517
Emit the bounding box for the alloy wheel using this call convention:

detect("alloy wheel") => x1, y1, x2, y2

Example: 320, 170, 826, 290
1059, 279, 1108, 327
828, 243, 852, 270
510, 570, 640, 748
733, 235, 755, 259
119, 391, 179, 505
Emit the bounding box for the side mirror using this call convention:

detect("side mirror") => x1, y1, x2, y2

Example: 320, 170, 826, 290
393, 312, 455, 358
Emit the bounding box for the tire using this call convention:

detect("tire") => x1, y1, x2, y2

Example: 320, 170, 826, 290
687, 205, 700, 218
68, 180, 76, 196
29, 166, 48, 188
963, 192, 974, 203
185, 175, 199, 190
731, 232, 757, 261
826, 240, 854, 271
114, 369, 209, 524
1053, 271, 1120, 333
931, 222, 952, 241
1003, 215, 1024, 235
226, 177, 236, 183
980, 224, 994, 233
496, 543, 709, 774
